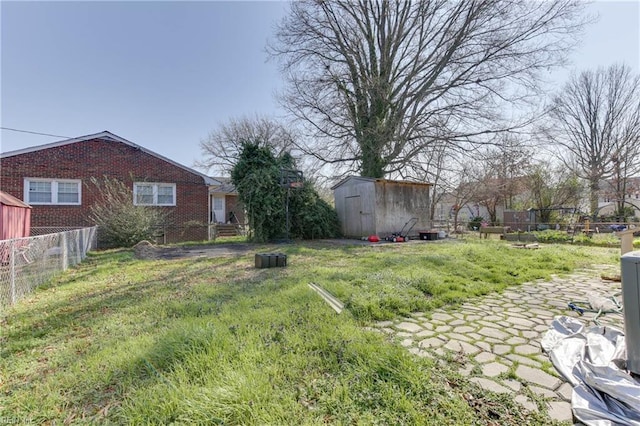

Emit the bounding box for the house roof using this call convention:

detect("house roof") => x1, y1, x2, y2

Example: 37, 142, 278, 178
0, 190, 31, 208
331, 176, 432, 190
0, 131, 220, 186
209, 176, 237, 194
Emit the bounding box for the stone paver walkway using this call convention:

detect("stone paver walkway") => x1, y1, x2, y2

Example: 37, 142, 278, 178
373, 265, 624, 423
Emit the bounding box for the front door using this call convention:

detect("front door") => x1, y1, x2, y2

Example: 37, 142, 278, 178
212, 195, 225, 223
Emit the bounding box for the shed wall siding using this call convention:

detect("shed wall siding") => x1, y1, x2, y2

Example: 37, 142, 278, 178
1, 138, 209, 242
374, 181, 430, 236
0, 204, 31, 240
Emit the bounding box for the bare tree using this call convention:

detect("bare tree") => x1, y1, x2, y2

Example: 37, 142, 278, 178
607, 143, 640, 220
270, 0, 586, 178
197, 115, 298, 175
525, 163, 584, 224
422, 143, 451, 223
472, 137, 532, 224
546, 64, 640, 217
89, 176, 169, 248
493, 136, 532, 211
607, 83, 640, 218
444, 160, 481, 233
393, 136, 451, 221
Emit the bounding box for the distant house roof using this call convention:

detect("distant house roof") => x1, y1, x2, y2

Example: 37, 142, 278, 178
0, 190, 31, 208
209, 176, 237, 194
0, 130, 219, 186
331, 176, 432, 190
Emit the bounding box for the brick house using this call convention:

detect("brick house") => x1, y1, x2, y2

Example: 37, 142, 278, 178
208, 177, 244, 225
0, 131, 237, 243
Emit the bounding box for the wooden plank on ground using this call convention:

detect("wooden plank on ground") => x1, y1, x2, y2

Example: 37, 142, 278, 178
308, 282, 344, 314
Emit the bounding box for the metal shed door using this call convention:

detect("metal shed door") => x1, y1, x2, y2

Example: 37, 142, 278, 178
344, 195, 362, 237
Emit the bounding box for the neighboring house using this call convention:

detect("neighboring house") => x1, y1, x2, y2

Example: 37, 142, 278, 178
598, 176, 640, 218
597, 200, 640, 218
0, 131, 231, 243
0, 190, 32, 240
208, 177, 245, 225
599, 177, 640, 202
332, 176, 431, 238
433, 192, 489, 224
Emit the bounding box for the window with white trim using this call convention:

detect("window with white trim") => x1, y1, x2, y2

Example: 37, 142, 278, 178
24, 178, 81, 205
133, 182, 176, 206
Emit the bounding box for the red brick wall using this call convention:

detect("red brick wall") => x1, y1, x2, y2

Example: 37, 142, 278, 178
0, 138, 209, 242
225, 195, 245, 224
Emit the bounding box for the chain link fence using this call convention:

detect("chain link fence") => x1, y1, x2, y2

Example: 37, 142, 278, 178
31, 226, 87, 236
0, 226, 97, 312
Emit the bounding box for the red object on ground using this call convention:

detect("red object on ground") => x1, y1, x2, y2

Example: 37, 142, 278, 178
395, 236, 405, 242
368, 235, 380, 242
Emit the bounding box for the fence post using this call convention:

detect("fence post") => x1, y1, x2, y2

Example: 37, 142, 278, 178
9, 239, 16, 305
92, 226, 98, 251
75, 230, 81, 264
79, 229, 85, 260
61, 232, 68, 270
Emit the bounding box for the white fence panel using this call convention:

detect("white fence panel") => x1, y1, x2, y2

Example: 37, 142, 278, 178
0, 227, 97, 311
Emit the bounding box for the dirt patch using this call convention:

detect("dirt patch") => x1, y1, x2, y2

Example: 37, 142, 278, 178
131, 238, 435, 261
133, 240, 257, 260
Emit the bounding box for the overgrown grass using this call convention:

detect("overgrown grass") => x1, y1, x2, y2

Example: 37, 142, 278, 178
297, 240, 617, 321
0, 240, 617, 424
532, 229, 635, 247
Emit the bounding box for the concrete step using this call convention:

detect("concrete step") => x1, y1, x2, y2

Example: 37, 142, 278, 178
214, 224, 240, 237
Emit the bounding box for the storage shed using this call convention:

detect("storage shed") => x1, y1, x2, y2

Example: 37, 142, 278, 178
0, 190, 32, 240
332, 177, 431, 238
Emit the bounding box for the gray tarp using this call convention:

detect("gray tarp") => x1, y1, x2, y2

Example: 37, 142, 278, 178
541, 316, 640, 425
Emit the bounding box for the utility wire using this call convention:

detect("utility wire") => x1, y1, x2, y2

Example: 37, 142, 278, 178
1, 127, 71, 139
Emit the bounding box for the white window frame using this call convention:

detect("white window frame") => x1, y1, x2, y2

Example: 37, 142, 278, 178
133, 182, 176, 206
23, 178, 82, 205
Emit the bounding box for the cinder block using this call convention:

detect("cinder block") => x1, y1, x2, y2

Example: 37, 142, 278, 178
255, 253, 287, 268
255, 253, 270, 268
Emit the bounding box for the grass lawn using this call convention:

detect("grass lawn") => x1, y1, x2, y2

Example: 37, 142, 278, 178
0, 239, 619, 424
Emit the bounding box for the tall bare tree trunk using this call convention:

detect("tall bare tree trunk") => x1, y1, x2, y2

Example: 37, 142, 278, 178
590, 180, 600, 220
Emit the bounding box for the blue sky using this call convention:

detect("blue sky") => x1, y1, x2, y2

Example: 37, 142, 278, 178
1, 1, 639, 173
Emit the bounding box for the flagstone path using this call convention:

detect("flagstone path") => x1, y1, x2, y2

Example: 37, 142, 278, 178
373, 265, 624, 423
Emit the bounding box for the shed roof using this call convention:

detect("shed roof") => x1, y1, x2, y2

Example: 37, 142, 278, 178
0, 131, 220, 186
0, 190, 31, 208
331, 176, 432, 190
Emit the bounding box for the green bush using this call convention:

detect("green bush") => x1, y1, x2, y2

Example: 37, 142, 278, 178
532, 230, 572, 243
232, 144, 285, 242
89, 177, 168, 248
289, 181, 341, 239
232, 143, 340, 242
532, 229, 623, 247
